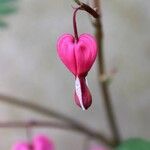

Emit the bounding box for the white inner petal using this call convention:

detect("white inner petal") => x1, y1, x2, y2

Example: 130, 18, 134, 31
85, 78, 89, 87
75, 77, 85, 110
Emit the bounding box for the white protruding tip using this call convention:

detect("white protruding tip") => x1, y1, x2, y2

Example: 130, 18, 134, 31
85, 78, 89, 87
75, 77, 85, 110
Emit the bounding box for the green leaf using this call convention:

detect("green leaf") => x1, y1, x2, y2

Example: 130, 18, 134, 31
116, 138, 150, 150
0, 0, 16, 3
0, 20, 7, 28
0, 5, 17, 15
0, 0, 17, 29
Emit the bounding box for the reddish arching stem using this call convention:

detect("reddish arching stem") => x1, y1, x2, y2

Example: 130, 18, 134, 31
73, 3, 99, 42
0, 121, 72, 129
73, 7, 81, 42
0, 93, 114, 147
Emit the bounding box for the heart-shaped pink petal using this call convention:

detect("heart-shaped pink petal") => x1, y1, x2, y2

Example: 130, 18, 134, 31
74, 34, 97, 76
57, 33, 97, 76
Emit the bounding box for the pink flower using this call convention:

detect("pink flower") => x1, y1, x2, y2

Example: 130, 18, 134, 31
57, 33, 97, 110
12, 143, 31, 150
12, 135, 55, 150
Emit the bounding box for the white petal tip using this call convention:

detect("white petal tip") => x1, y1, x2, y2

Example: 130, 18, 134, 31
75, 77, 86, 110
81, 105, 86, 111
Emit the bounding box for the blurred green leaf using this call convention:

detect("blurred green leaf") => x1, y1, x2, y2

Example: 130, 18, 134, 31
0, 0, 16, 3
116, 138, 150, 150
0, 20, 7, 28
0, 0, 17, 28
0, 5, 17, 15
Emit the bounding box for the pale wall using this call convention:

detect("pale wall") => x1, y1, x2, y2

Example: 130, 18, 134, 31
0, 0, 150, 149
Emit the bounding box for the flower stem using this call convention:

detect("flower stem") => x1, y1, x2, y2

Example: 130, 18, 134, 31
73, 2, 99, 42
73, 7, 81, 42
0, 93, 114, 147
92, 0, 121, 146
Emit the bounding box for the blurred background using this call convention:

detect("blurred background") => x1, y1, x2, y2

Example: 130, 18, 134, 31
0, 0, 150, 149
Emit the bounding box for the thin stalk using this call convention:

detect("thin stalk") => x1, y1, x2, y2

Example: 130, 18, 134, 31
73, 2, 99, 42
73, 7, 81, 41
0, 93, 114, 147
92, 0, 121, 146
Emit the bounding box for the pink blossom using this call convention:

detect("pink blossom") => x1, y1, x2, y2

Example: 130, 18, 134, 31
57, 33, 97, 110
12, 142, 31, 150
12, 135, 55, 150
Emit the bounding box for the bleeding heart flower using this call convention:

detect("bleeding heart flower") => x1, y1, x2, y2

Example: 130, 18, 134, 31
57, 33, 97, 110
12, 135, 55, 150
